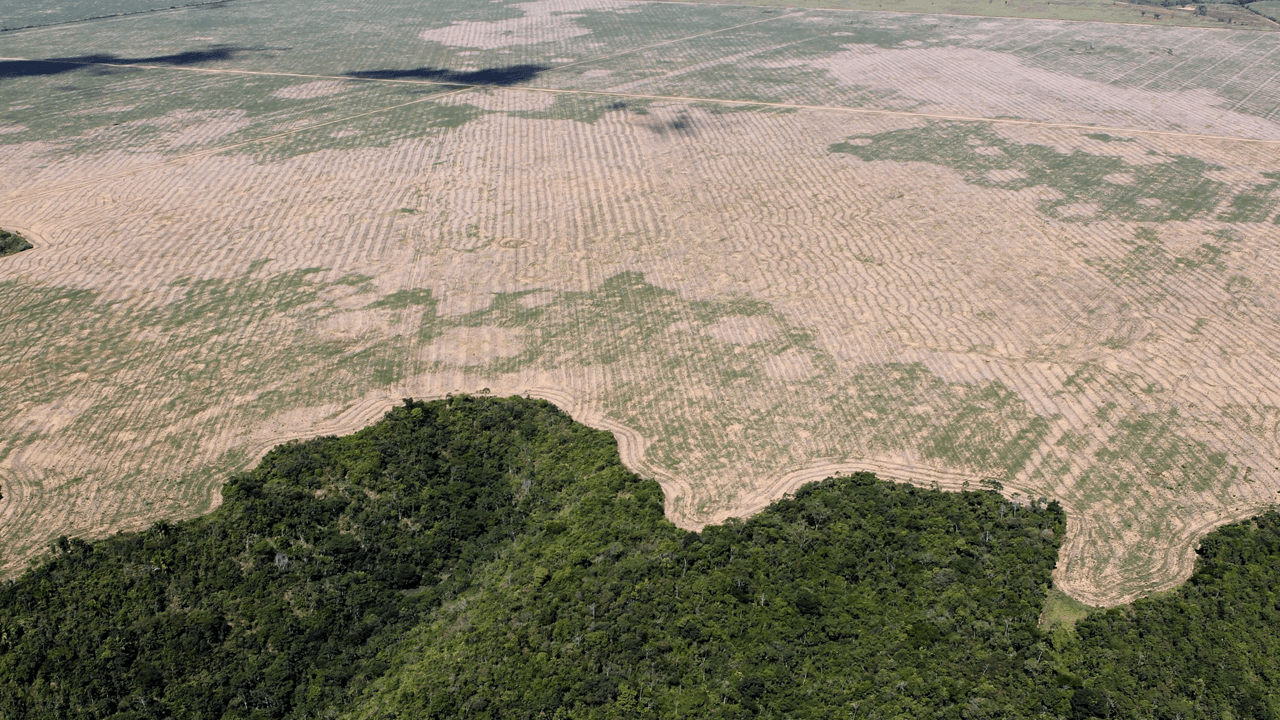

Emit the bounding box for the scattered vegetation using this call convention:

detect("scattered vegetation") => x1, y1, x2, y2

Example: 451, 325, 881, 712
0, 229, 32, 257
831, 123, 1227, 222
1218, 171, 1280, 223
1083, 134, 1133, 143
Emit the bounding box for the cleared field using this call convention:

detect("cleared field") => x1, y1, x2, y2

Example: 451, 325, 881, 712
0, 0, 225, 32
2, 0, 1280, 606
674, 0, 1280, 29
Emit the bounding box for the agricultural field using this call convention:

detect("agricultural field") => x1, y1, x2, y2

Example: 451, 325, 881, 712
687, 0, 1280, 29
2, 0, 1280, 606
1252, 0, 1280, 23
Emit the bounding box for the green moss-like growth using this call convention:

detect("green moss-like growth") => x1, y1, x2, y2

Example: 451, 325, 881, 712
1040, 588, 1098, 629
1218, 171, 1280, 224
0, 229, 33, 257
1083, 133, 1134, 143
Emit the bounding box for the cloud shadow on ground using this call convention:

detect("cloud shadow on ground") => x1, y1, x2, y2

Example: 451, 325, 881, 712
0, 45, 263, 82
345, 64, 550, 87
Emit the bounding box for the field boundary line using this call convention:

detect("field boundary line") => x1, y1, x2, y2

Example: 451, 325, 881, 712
6, 55, 1280, 147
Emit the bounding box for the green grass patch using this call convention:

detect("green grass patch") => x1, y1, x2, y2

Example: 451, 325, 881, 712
832, 122, 1226, 222
1083, 133, 1133, 143
1040, 588, 1098, 629
1250, 0, 1280, 22
1219, 171, 1280, 223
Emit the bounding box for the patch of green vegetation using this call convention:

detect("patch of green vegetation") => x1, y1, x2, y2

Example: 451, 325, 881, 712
686, 0, 1245, 26
367, 288, 435, 310
0, 70, 419, 158
1040, 588, 1098, 629
445, 273, 1047, 483
1, 0, 191, 30
1055, 430, 1092, 453
334, 273, 375, 288
1221, 403, 1280, 443
252, 97, 485, 161
1225, 274, 1256, 308
877, 365, 1051, 476
1084, 406, 1242, 499
1083, 133, 1134, 143
1250, 0, 1280, 22
0, 266, 432, 559
1218, 171, 1280, 223
831, 122, 1226, 222
0, 229, 32, 257
1085, 227, 1226, 303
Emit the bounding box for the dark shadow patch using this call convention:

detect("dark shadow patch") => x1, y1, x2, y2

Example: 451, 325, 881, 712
345, 64, 549, 87
0, 45, 262, 82
646, 112, 697, 137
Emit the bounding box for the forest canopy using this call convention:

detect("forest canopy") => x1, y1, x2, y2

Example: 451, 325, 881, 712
0, 395, 1277, 719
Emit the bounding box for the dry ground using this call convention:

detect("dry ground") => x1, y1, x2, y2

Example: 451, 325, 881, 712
670, 0, 1280, 30
3, 0, 1280, 605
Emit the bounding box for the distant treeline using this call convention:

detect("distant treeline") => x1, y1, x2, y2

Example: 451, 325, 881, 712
0, 396, 1277, 719
0, 229, 32, 257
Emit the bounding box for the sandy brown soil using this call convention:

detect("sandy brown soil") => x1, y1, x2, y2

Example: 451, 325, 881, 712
2, 5, 1280, 605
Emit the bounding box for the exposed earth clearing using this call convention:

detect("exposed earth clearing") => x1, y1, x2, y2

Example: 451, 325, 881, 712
2, 0, 1280, 605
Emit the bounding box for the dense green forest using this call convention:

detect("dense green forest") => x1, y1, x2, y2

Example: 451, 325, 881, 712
0, 229, 32, 257
0, 396, 1277, 719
